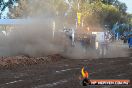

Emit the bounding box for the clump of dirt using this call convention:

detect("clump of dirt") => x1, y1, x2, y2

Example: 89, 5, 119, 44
0, 54, 64, 69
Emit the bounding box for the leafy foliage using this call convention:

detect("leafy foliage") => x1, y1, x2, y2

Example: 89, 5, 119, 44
0, 0, 131, 30
0, 0, 18, 18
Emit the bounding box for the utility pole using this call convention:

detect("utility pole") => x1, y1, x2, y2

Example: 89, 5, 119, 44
52, 21, 55, 39
107, 0, 108, 5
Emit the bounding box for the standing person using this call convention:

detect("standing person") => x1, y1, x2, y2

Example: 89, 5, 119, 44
98, 32, 105, 56
128, 35, 132, 48
71, 28, 75, 46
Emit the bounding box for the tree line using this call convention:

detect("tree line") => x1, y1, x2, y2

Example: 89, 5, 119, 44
0, 0, 132, 29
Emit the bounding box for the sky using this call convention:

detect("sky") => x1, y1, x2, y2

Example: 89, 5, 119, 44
119, 0, 132, 13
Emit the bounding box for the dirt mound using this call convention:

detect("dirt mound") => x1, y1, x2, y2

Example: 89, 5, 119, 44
0, 54, 64, 69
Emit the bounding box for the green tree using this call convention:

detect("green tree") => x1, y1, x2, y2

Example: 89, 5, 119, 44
67, 0, 122, 28
8, 0, 68, 18
0, 0, 18, 18
3, 0, 130, 32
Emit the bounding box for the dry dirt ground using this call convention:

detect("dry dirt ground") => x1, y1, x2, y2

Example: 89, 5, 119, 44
0, 41, 132, 88
0, 49, 132, 88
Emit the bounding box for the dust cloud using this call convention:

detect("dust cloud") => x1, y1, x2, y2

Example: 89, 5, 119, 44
0, 0, 129, 59
0, 19, 96, 58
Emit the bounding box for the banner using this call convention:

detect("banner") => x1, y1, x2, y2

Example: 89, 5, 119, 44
77, 12, 81, 25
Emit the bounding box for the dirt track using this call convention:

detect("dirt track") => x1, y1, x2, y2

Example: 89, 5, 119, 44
0, 40, 132, 88
0, 49, 132, 88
